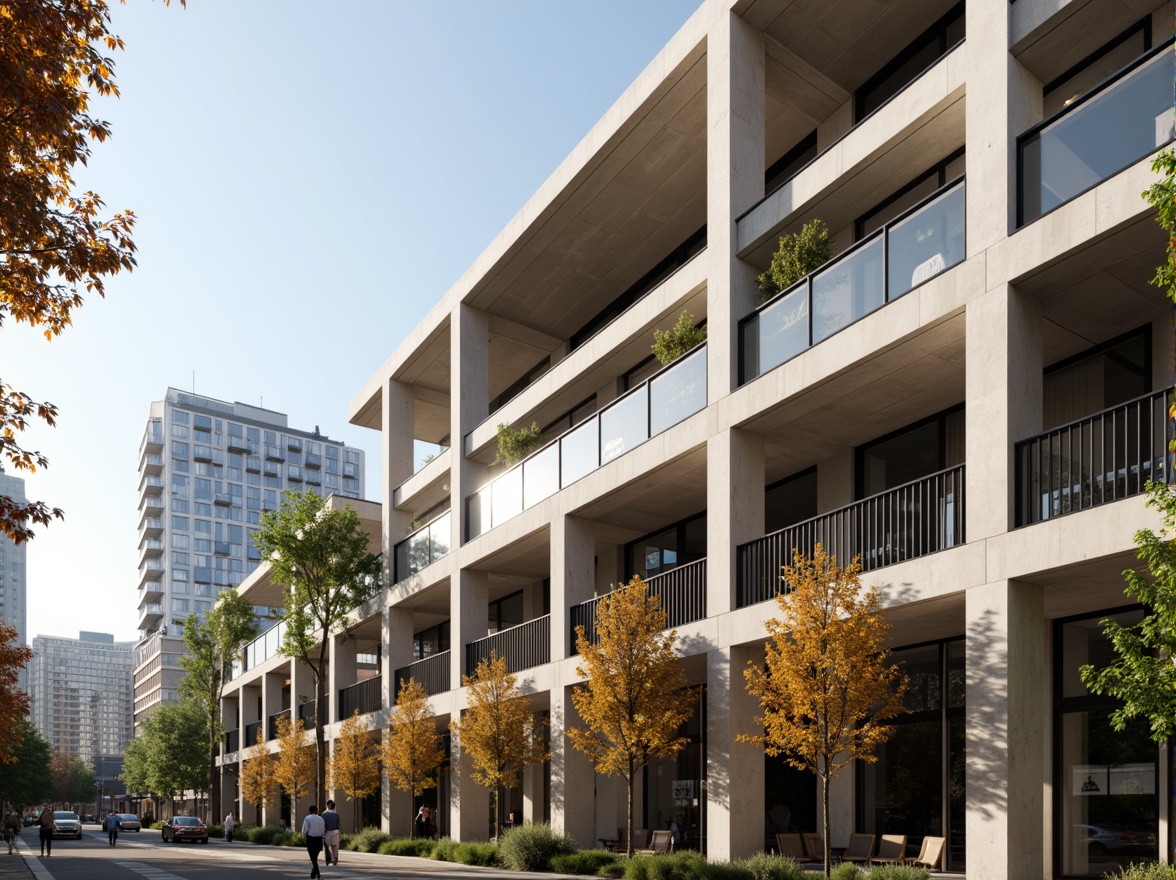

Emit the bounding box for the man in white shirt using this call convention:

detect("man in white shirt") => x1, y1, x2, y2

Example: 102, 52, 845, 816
301, 805, 326, 878
321, 800, 341, 866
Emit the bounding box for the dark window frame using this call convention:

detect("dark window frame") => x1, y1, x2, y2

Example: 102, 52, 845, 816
623, 510, 708, 580
854, 147, 966, 240
854, 403, 965, 500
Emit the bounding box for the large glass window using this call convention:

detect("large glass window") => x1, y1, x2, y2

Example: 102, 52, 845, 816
856, 407, 965, 498
625, 513, 706, 581
765, 468, 817, 534
644, 687, 706, 852
1043, 328, 1149, 430
1056, 609, 1157, 877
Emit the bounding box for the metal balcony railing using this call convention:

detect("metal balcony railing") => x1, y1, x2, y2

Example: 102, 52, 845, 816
338, 676, 383, 719
465, 616, 550, 676
1015, 390, 1173, 527
571, 559, 707, 650
222, 728, 239, 754
394, 652, 451, 699
243, 721, 261, 748
737, 465, 965, 608
266, 709, 290, 741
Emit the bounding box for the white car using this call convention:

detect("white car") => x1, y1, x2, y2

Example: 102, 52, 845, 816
52, 811, 82, 839
117, 814, 142, 832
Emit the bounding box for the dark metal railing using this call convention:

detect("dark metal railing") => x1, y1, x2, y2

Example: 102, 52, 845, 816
737, 465, 966, 608
266, 708, 290, 741
222, 728, 239, 754
297, 702, 317, 725
571, 559, 708, 650
394, 652, 451, 699
338, 676, 383, 719
1015, 390, 1172, 527
243, 720, 261, 748
465, 616, 550, 675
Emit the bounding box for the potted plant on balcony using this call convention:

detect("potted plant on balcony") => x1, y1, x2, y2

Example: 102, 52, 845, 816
648, 311, 707, 435
651, 310, 707, 366
493, 422, 545, 468
757, 218, 830, 302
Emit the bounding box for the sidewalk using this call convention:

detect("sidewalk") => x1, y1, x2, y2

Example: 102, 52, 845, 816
0, 851, 33, 880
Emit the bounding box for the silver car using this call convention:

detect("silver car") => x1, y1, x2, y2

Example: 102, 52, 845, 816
52, 811, 82, 839
117, 814, 142, 832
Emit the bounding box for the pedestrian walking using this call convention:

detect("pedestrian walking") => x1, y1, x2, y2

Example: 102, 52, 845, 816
37, 807, 53, 857
320, 800, 340, 866
301, 804, 325, 879
104, 811, 120, 847
223, 812, 235, 843
4, 810, 20, 854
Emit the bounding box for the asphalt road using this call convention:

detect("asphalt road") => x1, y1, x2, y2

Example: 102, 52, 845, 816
5, 824, 551, 880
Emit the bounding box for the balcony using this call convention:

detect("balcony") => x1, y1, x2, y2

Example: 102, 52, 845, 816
141, 516, 163, 536
737, 465, 965, 608
394, 652, 450, 699
571, 558, 707, 650
141, 453, 164, 475
238, 621, 287, 676
193, 445, 214, 463
140, 495, 164, 513
740, 179, 965, 384
1018, 41, 1174, 226
140, 475, 164, 496
297, 702, 317, 725
139, 538, 164, 558
139, 604, 164, 627
265, 446, 285, 463
140, 581, 164, 602
305, 453, 322, 469
465, 615, 550, 676
338, 676, 383, 719
214, 493, 232, 506
222, 728, 239, 755
141, 423, 164, 455
394, 511, 451, 583
227, 437, 250, 453
243, 720, 262, 748
266, 708, 291, 740
1015, 390, 1172, 528
466, 345, 707, 541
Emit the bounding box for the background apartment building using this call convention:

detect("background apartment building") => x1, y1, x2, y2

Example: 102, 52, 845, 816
220, 0, 1175, 876
29, 631, 134, 765
0, 466, 28, 689
134, 389, 365, 726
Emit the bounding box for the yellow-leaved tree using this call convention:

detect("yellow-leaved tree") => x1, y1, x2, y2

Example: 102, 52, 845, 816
741, 544, 907, 876
383, 678, 445, 837
329, 710, 380, 831
568, 576, 695, 856
273, 713, 315, 830
451, 652, 547, 841
239, 729, 277, 825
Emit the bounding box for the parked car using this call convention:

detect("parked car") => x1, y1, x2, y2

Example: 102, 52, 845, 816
1074, 824, 1157, 859
161, 816, 208, 844
52, 811, 83, 839
117, 814, 142, 832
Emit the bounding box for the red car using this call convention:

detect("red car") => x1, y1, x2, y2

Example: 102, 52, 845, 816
161, 816, 208, 844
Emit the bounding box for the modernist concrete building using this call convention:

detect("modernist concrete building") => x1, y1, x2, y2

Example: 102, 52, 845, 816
135, 389, 366, 726
219, 0, 1175, 876
29, 631, 134, 766
0, 466, 28, 689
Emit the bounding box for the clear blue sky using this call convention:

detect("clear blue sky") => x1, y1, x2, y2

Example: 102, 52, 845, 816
11, 0, 700, 643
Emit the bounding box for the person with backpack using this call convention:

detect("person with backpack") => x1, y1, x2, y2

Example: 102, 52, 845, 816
4, 810, 21, 854
104, 811, 120, 847
37, 807, 53, 857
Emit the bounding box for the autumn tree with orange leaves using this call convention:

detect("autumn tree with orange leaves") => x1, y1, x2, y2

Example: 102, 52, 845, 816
569, 576, 694, 856
451, 653, 546, 842
0, 0, 187, 543
742, 545, 906, 876
0, 624, 32, 765
383, 679, 444, 837
329, 710, 380, 831
273, 713, 315, 830
239, 730, 277, 825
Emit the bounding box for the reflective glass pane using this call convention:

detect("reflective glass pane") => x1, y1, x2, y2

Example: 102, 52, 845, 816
599, 386, 649, 464
1022, 47, 1174, 224
650, 348, 707, 436
430, 511, 451, 562
523, 443, 560, 508
560, 417, 599, 487
811, 237, 884, 343
491, 466, 523, 528
466, 486, 489, 540
756, 285, 809, 376
888, 183, 965, 298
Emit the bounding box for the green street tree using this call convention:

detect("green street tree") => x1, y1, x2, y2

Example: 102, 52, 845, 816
50, 752, 94, 807
741, 545, 907, 875
1080, 483, 1176, 740
179, 588, 258, 821
0, 718, 51, 809
121, 700, 206, 815
253, 490, 382, 805
568, 576, 695, 857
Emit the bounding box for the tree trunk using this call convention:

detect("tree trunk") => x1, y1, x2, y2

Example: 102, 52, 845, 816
626, 758, 636, 858
209, 703, 221, 823
313, 637, 329, 806
493, 786, 501, 843
822, 771, 830, 879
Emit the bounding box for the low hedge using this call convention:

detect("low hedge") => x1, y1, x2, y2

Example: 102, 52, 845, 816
550, 849, 623, 876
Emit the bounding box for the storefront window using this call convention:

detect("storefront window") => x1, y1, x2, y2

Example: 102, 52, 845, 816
643, 687, 705, 852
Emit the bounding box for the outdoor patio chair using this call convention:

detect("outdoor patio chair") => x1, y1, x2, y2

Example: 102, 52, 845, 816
637, 830, 673, 855
802, 832, 824, 862
629, 829, 648, 851
906, 835, 946, 870
842, 833, 876, 863
870, 834, 908, 864
775, 833, 818, 862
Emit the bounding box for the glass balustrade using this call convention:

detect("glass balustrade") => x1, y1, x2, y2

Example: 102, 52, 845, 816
465, 344, 708, 540
1019, 42, 1175, 226
740, 179, 965, 383
393, 511, 452, 583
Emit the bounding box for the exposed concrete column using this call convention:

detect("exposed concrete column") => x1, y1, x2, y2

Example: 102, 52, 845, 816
552, 515, 596, 659
966, 284, 1042, 539
451, 305, 490, 551
261, 671, 285, 826
450, 570, 488, 691
707, 10, 765, 400
383, 378, 417, 584
964, 0, 1041, 251
707, 427, 765, 616
817, 449, 854, 513
706, 646, 764, 861
450, 714, 490, 841
549, 685, 596, 848
327, 631, 358, 726
965, 579, 1046, 880
382, 605, 416, 835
